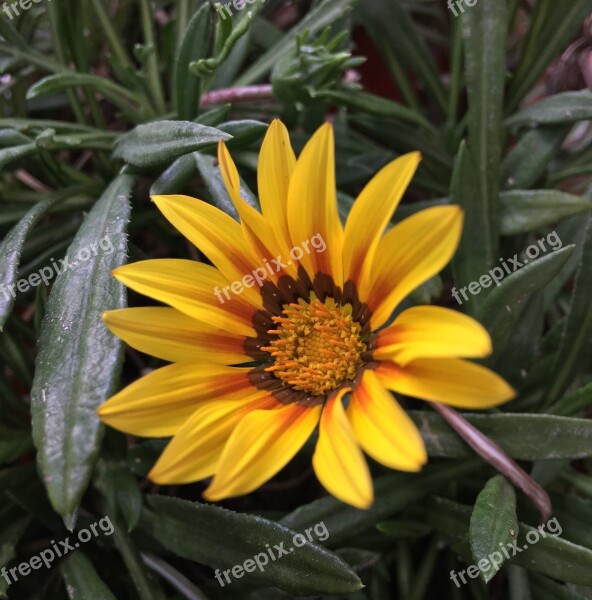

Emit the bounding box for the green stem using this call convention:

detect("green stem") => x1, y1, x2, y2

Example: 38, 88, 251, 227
90, 0, 133, 69
446, 14, 463, 127
139, 0, 167, 114
45, 4, 88, 125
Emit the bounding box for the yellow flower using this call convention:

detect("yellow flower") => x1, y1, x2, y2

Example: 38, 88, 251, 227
98, 120, 515, 509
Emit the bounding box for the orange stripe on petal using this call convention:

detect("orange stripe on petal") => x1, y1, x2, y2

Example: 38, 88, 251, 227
112, 259, 257, 337
376, 359, 516, 409
287, 123, 343, 285
374, 306, 492, 365
97, 364, 256, 437
149, 394, 277, 485
367, 206, 463, 329
103, 307, 249, 364
203, 402, 321, 501
258, 120, 296, 244
312, 388, 373, 509
151, 194, 262, 304
348, 370, 426, 471
218, 142, 297, 280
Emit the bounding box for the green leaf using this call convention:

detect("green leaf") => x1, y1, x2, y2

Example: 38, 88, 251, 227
113, 121, 231, 168
0, 143, 38, 169
450, 142, 493, 312
546, 214, 592, 404
140, 495, 363, 595
376, 520, 431, 540
460, 0, 507, 271
507, 0, 592, 110
501, 125, 569, 190
469, 476, 518, 583
235, 0, 354, 86
30, 176, 133, 525
281, 460, 480, 546
317, 90, 432, 130
357, 0, 447, 114
173, 4, 211, 120
0, 517, 31, 598
409, 411, 592, 460
0, 196, 63, 330
193, 151, 259, 215
548, 382, 592, 416
61, 553, 117, 600
95, 460, 142, 532
0, 426, 32, 466
428, 497, 592, 586
150, 153, 196, 196
500, 190, 592, 235
530, 572, 587, 600
218, 119, 267, 149
112, 518, 166, 600
0, 128, 33, 146
27, 73, 140, 112
476, 245, 574, 362
505, 91, 592, 129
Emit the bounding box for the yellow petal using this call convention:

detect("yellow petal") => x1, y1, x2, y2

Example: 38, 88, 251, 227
312, 389, 373, 509
218, 142, 297, 280
149, 394, 276, 484
348, 370, 426, 471
97, 363, 255, 437
103, 307, 249, 364
151, 194, 261, 304
367, 206, 463, 329
374, 306, 492, 365
203, 402, 321, 501
258, 120, 296, 245
287, 123, 343, 286
376, 358, 516, 409
343, 152, 421, 291
112, 259, 256, 337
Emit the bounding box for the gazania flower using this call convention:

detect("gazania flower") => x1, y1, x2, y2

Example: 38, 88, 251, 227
98, 120, 515, 509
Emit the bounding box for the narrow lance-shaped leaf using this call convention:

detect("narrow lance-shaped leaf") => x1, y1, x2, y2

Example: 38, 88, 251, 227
470, 475, 519, 583
546, 213, 592, 404
281, 460, 480, 547
113, 121, 231, 168
61, 553, 117, 600
410, 411, 592, 460
500, 190, 592, 236
450, 142, 487, 314
140, 495, 363, 596
476, 245, 574, 363
460, 0, 507, 275
428, 497, 592, 587
0, 196, 63, 330
501, 125, 569, 190
505, 91, 592, 129
173, 4, 211, 120
506, 0, 592, 110
31, 175, 133, 526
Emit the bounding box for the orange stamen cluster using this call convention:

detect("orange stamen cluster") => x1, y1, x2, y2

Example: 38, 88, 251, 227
262, 297, 367, 396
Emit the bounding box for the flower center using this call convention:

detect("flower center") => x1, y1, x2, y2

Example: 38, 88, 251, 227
262, 296, 367, 396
